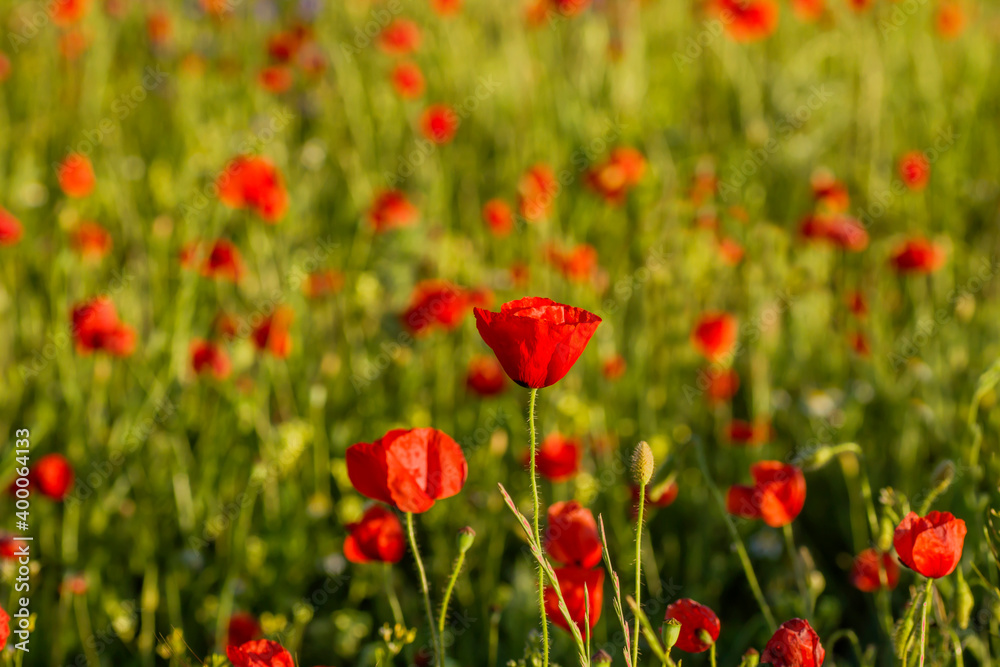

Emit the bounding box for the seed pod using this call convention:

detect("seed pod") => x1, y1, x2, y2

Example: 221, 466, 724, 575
457, 526, 476, 553
661, 618, 681, 651
592, 649, 613, 667
631, 441, 654, 486
740, 648, 760, 667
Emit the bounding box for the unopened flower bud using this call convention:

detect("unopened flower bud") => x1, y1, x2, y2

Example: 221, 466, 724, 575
631, 441, 654, 486
697, 628, 716, 647
592, 649, 613, 667
457, 526, 476, 553
740, 648, 760, 667
661, 618, 681, 650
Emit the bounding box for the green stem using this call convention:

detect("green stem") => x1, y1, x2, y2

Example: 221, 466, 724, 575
709, 640, 717, 667
783, 523, 811, 618
919, 578, 935, 667
632, 478, 647, 667
695, 440, 777, 631
438, 551, 467, 638
383, 563, 404, 626
528, 387, 549, 667
406, 512, 442, 667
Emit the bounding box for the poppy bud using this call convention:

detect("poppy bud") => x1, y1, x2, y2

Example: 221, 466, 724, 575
696, 629, 715, 647
661, 618, 681, 651
801, 445, 837, 471
631, 441, 654, 486
457, 526, 476, 553
932, 460, 956, 490
592, 649, 613, 667
956, 567, 973, 630
893, 602, 917, 657
740, 648, 760, 667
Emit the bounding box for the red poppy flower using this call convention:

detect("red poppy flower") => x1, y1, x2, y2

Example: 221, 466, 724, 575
544, 567, 604, 633
267, 26, 312, 62
630, 481, 679, 519
531, 433, 581, 482
0, 53, 10, 83
58, 29, 89, 60
60, 575, 89, 596
483, 198, 514, 237
344, 505, 406, 564
691, 312, 738, 362
935, 2, 966, 39
893, 511, 967, 579
548, 244, 599, 283
726, 461, 806, 527
379, 19, 421, 55
252, 306, 294, 358
420, 104, 459, 144
0, 535, 18, 559
846, 0, 873, 10
71, 297, 136, 356
845, 290, 868, 318
217, 156, 288, 223
215, 312, 240, 339
791, 0, 824, 22
346, 428, 468, 513
761, 618, 825, 667
200, 239, 243, 282
58, 153, 96, 198
889, 238, 946, 274
705, 368, 740, 404
30, 454, 75, 501
899, 151, 930, 191
258, 65, 294, 93
227, 639, 294, 667
474, 297, 601, 388
717, 237, 745, 265
509, 262, 530, 288
466, 355, 507, 396
545, 501, 602, 568
0, 208, 23, 246
402, 280, 488, 335
585, 147, 645, 204
518, 164, 559, 222
714, 0, 779, 42
303, 270, 344, 298
602, 355, 626, 380
53, 0, 90, 25
0, 606, 8, 651
190, 339, 231, 380
391, 61, 425, 99
70, 222, 112, 259
823, 216, 868, 252
147, 10, 172, 46
431, 0, 463, 15
227, 613, 261, 647
725, 419, 771, 446
850, 549, 900, 592
848, 331, 870, 357
368, 190, 419, 232
811, 171, 849, 213
664, 598, 720, 653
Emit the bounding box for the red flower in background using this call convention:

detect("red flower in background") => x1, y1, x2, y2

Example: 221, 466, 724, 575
59, 29, 89, 60
217, 156, 288, 223
545, 501, 602, 568
811, 171, 849, 213
0, 208, 23, 246
71, 297, 135, 356
691, 312, 738, 362
846, 0, 874, 10
346, 428, 468, 513
889, 238, 946, 274
431, 0, 463, 15
893, 511, 967, 579
547, 244, 599, 284
845, 290, 868, 318
30, 454, 75, 501
344, 506, 406, 563
704, 368, 740, 404
848, 331, 870, 357
726, 462, 806, 527
0, 605, 8, 650
585, 147, 645, 204
258, 65, 294, 93
483, 198, 514, 237
190, 339, 231, 380
899, 151, 930, 191
53, 0, 90, 25
420, 104, 459, 143
71, 222, 112, 259
631, 480, 679, 519
935, 3, 966, 39
761, 618, 825, 667
402, 280, 489, 335
850, 549, 899, 592
58, 153, 96, 198
0, 53, 11, 83
379, 19, 421, 55
799, 215, 867, 252
717, 237, 745, 265
369, 190, 419, 232
466, 356, 507, 396
147, 10, 173, 46
227, 639, 295, 667
252, 306, 293, 358
664, 598, 720, 653
391, 61, 425, 98
474, 297, 601, 388
303, 270, 344, 298
791, 0, 824, 22
714, 0, 779, 42
533, 433, 581, 481
227, 613, 262, 647
725, 418, 772, 446
200, 239, 244, 282
602, 355, 626, 380
544, 567, 603, 633
518, 164, 559, 222
267, 25, 313, 62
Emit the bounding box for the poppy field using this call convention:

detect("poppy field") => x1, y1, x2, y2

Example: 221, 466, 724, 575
3, 0, 1000, 665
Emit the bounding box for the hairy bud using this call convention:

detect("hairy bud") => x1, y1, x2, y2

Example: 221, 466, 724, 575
631, 441, 654, 486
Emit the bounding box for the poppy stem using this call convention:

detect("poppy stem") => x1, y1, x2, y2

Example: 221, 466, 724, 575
383, 563, 404, 626
632, 477, 647, 667
709, 640, 717, 667
406, 512, 443, 667
528, 387, 550, 667
438, 550, 467, 641
782, 523, 811, 619
918, 578, 935, 667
